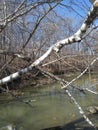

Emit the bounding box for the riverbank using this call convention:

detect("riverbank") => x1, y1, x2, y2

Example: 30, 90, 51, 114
0, 55, 98, 90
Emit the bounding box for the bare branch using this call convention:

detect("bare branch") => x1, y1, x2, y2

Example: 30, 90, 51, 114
22, 3, 59, 49
37, 66, 96, 128
53, 0, 98, 52
61, 57, 98, 89
0, 1, 98, 86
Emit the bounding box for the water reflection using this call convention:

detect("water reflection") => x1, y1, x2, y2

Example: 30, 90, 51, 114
0, 75, 98, 130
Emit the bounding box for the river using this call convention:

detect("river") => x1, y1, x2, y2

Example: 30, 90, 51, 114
0, 74, 98, 130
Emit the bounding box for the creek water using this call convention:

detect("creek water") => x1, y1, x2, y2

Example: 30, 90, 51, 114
0, 74, 98, 130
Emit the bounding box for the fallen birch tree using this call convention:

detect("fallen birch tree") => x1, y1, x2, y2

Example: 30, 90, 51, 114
0, 1, 98, 129
0, 0, 98, 85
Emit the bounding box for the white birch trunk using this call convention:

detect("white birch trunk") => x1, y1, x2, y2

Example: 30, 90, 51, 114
53, 0, 98, 52
0, 0, 98, 85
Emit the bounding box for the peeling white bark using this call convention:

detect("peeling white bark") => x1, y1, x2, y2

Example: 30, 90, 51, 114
0, 46, 53, 85
0, 1, 98, 85
53, 0, 98, 52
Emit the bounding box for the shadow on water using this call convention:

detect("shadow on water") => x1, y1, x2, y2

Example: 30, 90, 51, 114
42, 114, 98, 130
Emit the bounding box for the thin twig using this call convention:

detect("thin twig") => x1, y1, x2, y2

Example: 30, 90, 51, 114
61, 57, 98, 89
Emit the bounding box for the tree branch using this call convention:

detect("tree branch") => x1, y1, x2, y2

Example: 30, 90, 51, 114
0, 1, 98, 85
53, 0, 98, 52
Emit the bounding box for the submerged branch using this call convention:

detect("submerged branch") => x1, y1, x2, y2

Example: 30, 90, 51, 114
65, 89, 96, 129
37, 66, 97, 128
